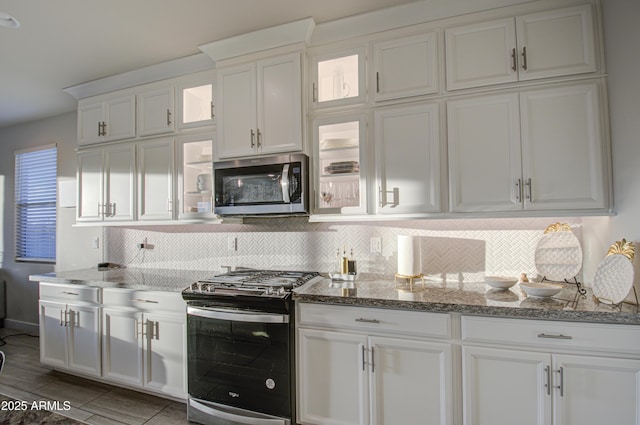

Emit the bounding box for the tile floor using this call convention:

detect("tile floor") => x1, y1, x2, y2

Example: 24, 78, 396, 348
0, 328, 192, 424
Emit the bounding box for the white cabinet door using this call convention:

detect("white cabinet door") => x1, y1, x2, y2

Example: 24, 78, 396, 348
104, 95, 136, 142
374, 32, 439, 101
103, 144, 136, 221
553, 354, 640, 425
312, 47, 366, 109
298, 328, 369, 425
520, 82, 605, 210
445, 4, 596, 90
257, 53, 302, 155
217, 63, 257, 159
78, 102, 105, 146
137, 138, 175, 220
102, 308, 144, 387
143, 313, 186, 398
138, 87, 175, 136
447, 93, 522, 212
375, 102, 442, 215
77, 149, 104, 221
445, 18, 518, 90
39, 301, 68, 369
67, 305, 101, 377
369, 336, 452, 425
463, 346, 551, 425
516, 5, 596, 81
178, 71, 216, 130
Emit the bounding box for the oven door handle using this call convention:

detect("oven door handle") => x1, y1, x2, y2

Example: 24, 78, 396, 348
189, 398, 290, 425
187, 306, 289, 324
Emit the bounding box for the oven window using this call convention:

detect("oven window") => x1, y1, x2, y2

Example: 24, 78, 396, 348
187, 313, 291, 418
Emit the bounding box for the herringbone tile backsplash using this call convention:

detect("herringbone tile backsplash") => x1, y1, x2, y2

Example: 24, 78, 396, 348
105, 217, 583, 283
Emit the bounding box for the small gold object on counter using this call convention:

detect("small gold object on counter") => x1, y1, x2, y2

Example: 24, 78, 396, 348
394, 273, 426, 292
518, 273, 529, 283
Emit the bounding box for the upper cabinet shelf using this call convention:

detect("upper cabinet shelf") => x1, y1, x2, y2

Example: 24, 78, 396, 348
445, 4, 597, 91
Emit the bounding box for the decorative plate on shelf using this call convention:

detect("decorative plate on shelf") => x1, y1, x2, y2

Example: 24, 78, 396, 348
592, 239, 635, 305
320, 138, 358, 150
534, 223, 583, 282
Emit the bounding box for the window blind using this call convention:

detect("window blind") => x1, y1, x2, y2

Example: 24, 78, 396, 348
15, 145, 57, 262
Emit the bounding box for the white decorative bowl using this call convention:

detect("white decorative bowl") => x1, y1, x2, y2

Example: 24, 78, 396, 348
520, 282, 563, 298
485, 276, 518, 290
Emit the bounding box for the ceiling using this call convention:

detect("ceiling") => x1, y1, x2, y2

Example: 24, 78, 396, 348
0, 0, 419, 129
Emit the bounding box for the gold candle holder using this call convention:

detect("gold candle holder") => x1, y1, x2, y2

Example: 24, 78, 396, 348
394, 273, 426, 292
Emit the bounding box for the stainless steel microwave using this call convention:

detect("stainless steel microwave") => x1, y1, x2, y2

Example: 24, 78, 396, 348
213, 153, 309, 216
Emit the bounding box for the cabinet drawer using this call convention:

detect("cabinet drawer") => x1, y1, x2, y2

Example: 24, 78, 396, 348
39, 283, 100, 304
298, 303, 451, 339
462, 316, 640, 355
103, 288, 186, 313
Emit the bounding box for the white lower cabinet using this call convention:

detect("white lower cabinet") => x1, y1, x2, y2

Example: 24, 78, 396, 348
102, 289, 187, 399
39, 284, 101, 377
297, 303, 453, 425
461, 316, 640, 425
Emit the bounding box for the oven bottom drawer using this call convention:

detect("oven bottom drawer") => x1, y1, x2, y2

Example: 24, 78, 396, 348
188, 397, 290, 425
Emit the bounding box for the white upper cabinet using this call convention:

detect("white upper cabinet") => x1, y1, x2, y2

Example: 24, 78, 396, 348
177, 134, 215, 219
373, 32, 439, 102
217, 52, 302, 159
448, 81, 607, 213
77, 145, 136, 222
78, 95, 136, 145
445, 4, 596, 90
137, 86, 175, 137
178, 71, 216, 130
311, 47, 366, 109
375, 102, 442, 216
137, 138, 176, 221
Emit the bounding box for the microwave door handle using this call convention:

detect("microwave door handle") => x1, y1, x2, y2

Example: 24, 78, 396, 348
281, 164, 291, 203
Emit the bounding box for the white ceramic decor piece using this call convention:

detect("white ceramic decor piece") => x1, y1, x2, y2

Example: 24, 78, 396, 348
520, 281, 563, 298
592, 240, 636, 305
534, 223, 583, 282
485, 276, 517, 290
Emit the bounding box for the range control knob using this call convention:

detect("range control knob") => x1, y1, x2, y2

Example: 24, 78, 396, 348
277, 287, 286, 296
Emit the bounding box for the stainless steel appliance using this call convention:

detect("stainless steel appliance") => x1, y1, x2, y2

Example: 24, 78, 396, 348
213, 153, 309, 216
182, 269, 322, 425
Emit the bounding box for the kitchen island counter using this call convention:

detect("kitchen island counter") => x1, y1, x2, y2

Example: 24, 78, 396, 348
293, 276, 640, 325
30, 267, 213, 292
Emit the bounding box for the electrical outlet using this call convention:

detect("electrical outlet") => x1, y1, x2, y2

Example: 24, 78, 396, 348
92, 236, 100, 249
227, 236, 238, 251
370, 237, 382, 253
137, 237, 155, 250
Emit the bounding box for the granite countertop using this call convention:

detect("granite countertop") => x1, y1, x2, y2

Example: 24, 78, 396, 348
293, 276, 640, 325
29, 267, 215, 292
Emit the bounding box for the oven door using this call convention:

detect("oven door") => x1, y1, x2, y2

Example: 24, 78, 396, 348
186, 306, 292, 420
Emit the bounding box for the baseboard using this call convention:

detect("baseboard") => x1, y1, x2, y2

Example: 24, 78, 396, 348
3, 319, 39, 336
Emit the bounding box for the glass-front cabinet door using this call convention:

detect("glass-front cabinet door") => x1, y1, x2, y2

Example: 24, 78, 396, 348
311, 47, 366, 109
178, 134, 215, 219
178, 71, 216, 130
314, 115, 367, 215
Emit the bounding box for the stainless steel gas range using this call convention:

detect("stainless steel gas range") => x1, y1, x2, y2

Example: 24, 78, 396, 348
182, 269, 322, 425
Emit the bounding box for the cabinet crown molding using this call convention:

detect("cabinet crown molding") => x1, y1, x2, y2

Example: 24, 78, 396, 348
199, 17, 315, 63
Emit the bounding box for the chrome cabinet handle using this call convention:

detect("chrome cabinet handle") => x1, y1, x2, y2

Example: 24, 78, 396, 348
109, 202, 116, 217
521, 46, 528, 70
101, 121, 107, 136
376, 72, 380, 93
257, 129, 262, 148
131, 299, 159, 304
134, 319, 139, 340
60, 310, 64, 326
544, 365, 551, 395
538, 333, 572, 340
355, 318, 380, 324
60, 291, 79, 296
210, 102, 215, 119
555, 367, 564, 397
515, 179, 522, 203
379, 186, 399, 208
525, 178, 532, 202
97, 122, 102, 137
250, 129, 256, 148
362, 345, 366, 371
312, 82, 317, 103
167, 199, 174, 215
166, 109, 172, 126
371, 346, 375, 373
511, 48, 517, 71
